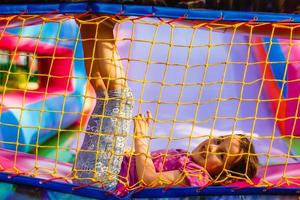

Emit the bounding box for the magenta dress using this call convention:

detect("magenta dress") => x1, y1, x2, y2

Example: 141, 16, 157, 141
116, 149, 210, 193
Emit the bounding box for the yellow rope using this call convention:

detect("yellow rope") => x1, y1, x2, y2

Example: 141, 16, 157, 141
0, 14, 299, 189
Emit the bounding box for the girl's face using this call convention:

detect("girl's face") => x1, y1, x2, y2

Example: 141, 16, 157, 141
191, 136, 242, 176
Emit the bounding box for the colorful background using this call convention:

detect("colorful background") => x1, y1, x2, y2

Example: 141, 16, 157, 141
0, 15, 299, 198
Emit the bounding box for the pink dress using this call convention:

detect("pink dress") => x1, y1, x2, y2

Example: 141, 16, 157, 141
116, 149, 210, 193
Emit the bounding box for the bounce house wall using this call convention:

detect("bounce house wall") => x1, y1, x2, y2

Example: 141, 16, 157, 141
0, 31, 82, 152
253, 37, 300, 136
253, 37, 286, 134
286, 64, 300, 135
0, 31, 75, 93
39, 58, 74, 92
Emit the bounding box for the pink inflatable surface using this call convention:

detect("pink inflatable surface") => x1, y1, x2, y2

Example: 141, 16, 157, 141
228, 163, 300, 188
0, 148, 72, 182
0, 148, 299, 188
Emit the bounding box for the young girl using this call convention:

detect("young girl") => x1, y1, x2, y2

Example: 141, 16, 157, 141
116, 111, 259, 192
73, 14, 259, 192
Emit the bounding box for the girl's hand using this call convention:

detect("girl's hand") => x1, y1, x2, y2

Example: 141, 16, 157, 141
133, 110, 152, 138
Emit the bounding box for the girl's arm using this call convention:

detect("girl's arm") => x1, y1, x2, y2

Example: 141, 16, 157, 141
134, 111, 187, 187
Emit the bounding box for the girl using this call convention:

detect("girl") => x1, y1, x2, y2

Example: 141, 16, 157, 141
73, 15, 259, 193
116, 111, 259, 191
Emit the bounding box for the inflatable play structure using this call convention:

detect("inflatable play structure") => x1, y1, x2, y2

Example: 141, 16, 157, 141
0, 2, 299, 199
0, 31, 86, 152
254, 37, 300, 136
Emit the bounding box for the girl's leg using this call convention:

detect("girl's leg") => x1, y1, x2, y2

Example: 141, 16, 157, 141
93, 22, 134, 188
73, 16, 133, 189
78, 15, 126, 91
73, 18, 108, 185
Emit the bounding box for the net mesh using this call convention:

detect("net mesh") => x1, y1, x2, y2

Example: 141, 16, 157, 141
0, 12, 299, 196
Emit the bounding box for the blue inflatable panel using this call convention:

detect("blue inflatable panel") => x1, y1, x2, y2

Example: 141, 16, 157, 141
1, 181, 300, 200
263, 38, 288, 98
222, 10, 299, 22
133, 186, 300, 198
0, 172, 131, 200
0, 95, 84, 152
0, 110, 21, 151
0, 172, 300, 199
0, 3, 299, 22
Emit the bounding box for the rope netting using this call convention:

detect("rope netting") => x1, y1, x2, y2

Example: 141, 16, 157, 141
0, 8, 299, 198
